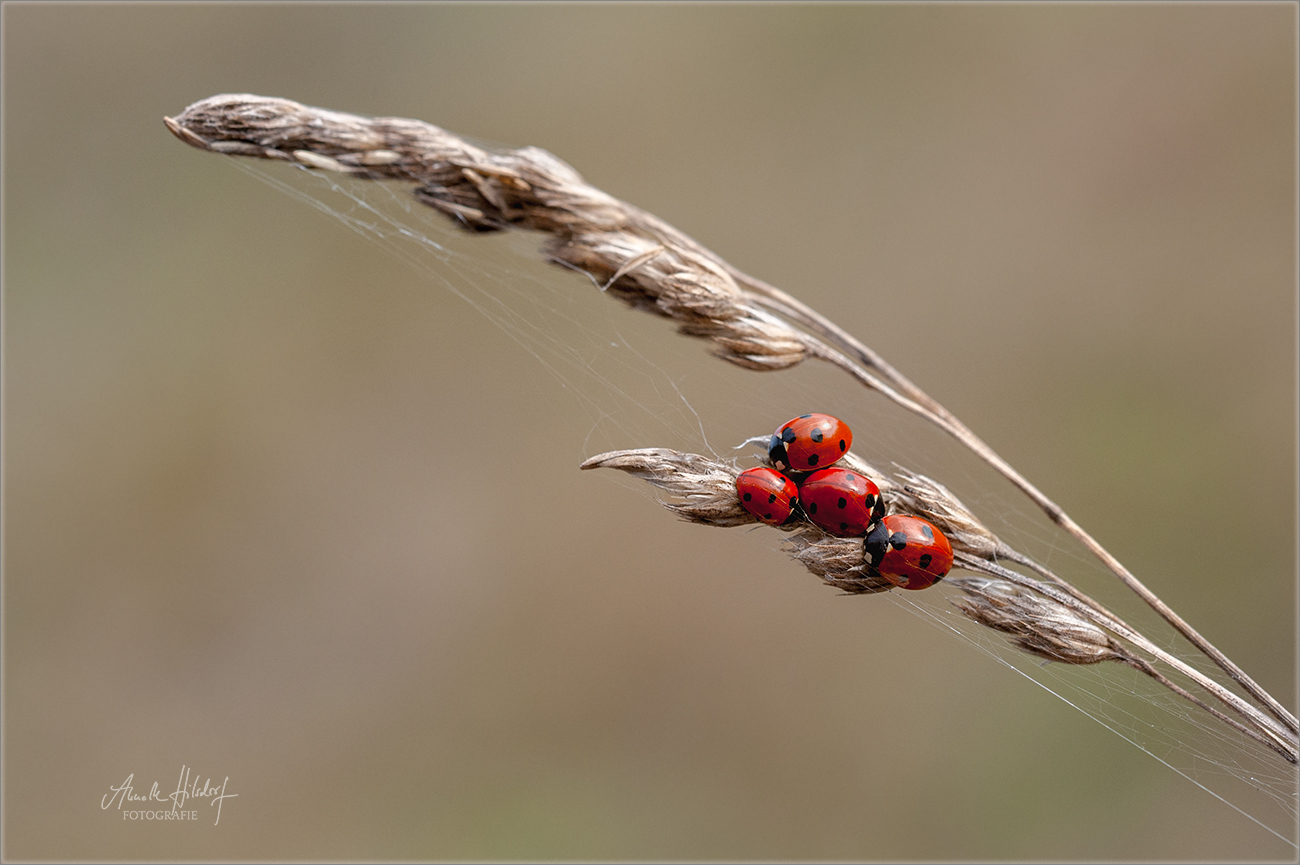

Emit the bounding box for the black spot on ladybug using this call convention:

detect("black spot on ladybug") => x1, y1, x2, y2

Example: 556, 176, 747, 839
782, 428, 797, 443
810, 428, 824, 443
808, 502, 818, 514
837, 497, 847, 509
919, 553, 932, 570
764, 512, 773, 519
838, 439, 846, 451
768, 493, 777, 503
807, 453, 819, 465
743, 492, 752, 501
919, 523, 934, 542
798, 414, 812, 419
839, 522, 849, 531
890, 532, 908, 550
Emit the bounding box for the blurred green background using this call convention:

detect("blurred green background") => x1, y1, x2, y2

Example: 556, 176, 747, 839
4, 3, 1296, 860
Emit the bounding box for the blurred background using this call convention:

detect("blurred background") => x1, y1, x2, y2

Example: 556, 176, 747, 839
4, 3, 1295, 860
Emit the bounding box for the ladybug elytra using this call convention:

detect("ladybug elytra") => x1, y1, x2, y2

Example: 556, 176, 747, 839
798, 467, 883, 537
735, 467, 800, 526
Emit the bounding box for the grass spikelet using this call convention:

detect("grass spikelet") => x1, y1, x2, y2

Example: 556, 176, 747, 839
949, 576, 1125, 665
579, 449, 753, 528
890, 468, 1000, 559
783, 531, 895, 595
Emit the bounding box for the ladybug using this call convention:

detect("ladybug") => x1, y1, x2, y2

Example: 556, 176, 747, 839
798, 467, 883, 537
768, 413, 852, 473
864, 515, 953, 590
735, 467, 800, 526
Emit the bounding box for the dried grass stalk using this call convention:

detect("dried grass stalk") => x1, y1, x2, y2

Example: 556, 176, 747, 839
951, 575, 1297, 764
580, 448, 894, 594
949, 576, 1127, 665
578, 449, 753, 528
583, 445, 1297, 762
165, 94, 1297, 762
951, 555, 1297, 761
890, 469, 1000, 560
165, 96, 809, 372
784, 532, 896, 595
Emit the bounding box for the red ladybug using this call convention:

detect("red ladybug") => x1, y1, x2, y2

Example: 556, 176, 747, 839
768, 413, 853, 473
864, 515, 953, 590
735, 467, 800, 526
798, 467, 883, 537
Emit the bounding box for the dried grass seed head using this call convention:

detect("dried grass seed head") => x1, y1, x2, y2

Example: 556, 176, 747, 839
949, 576, 1125, 665
580, 448, 755, 528
555, 232, 809, 371
582, 449, 897, 590
783, 530, 895, 595
891, 468, 1000, 559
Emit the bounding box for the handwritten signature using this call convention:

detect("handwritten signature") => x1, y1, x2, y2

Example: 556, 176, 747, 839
101, 766, 238, 825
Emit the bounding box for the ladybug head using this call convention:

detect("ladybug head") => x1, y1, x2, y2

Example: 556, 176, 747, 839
863, 520, 892, 568
767, 433, 790, 472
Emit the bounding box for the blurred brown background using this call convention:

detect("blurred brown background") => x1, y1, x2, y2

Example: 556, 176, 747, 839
4, 3, 1296, 860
